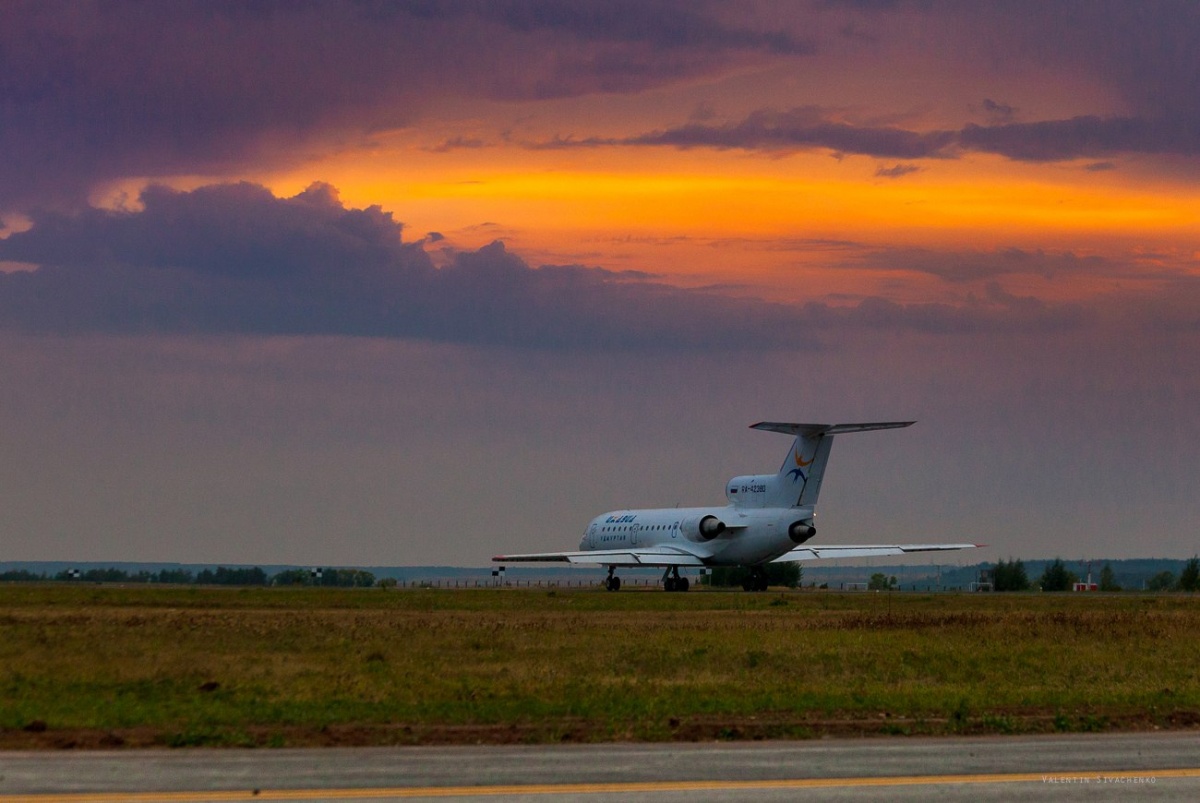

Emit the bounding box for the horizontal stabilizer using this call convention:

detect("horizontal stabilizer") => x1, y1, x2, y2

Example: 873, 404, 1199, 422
750, 420, 914, 507
771, 543, 981, 563
750, 421, 914, 436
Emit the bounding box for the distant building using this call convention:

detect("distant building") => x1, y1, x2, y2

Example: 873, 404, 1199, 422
1073, 562, 1098, 591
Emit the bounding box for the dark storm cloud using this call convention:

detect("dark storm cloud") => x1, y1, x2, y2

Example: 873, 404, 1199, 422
456, 0, 811, 55
0, 1, 806, 211
521, 0, 1200, 164
6, 1, 1199, 214
538, 109, 1200, 162
0, 182, 817, 348
865, 1, 1200, 161
536, 107, 958, 159
959, 116, 1200, 162
0, 183, 414, 281
992, 1, 1200, 126
0, 183, 1083, 347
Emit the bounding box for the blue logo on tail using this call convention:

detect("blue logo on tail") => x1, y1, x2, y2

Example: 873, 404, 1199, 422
787, 447, 812, 483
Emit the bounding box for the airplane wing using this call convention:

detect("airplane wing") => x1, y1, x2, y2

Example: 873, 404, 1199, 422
771, 543, 982, 562
493, 545, 708, 567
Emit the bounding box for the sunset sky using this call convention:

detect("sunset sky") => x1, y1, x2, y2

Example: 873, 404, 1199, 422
1, 1, 1197, 567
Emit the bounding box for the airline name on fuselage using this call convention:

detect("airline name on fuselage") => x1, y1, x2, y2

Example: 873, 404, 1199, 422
605, 514, 638, 523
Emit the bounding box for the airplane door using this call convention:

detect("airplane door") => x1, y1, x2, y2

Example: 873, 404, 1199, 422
630, 522, 640, 546
587, 523, 597, 548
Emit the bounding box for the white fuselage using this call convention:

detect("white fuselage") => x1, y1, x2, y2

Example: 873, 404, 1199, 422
579, 471, 816, 566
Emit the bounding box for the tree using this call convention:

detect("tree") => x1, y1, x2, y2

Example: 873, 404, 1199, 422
196, 567, 268, 586
155, 569, 195, 584
271, 569, 311, 586
269, 568, 376, 587
1038, 558, 1077, 592
0, 570, 44, 582
1098, 562, 1120, 592
993, 558, 1030, 591
1179, 557, 1199, 592
57, 568, 129, 583
1146, 570, 1176, 592
707, 563, 801, 588
336, 569, 377, 587
868, 572, 896, 591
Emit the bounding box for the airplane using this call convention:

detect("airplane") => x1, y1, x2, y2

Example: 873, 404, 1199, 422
493, 421, 979, 591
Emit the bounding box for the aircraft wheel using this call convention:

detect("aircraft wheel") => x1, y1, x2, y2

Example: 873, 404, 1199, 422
678, 577, 689, 592
664, 577, 677, 592
756, 575, 769, 592
606, 576, 621, 591
742, 577, 754, 592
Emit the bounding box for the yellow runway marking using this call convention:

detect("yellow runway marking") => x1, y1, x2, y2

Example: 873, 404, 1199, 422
3, 769, 1199, 801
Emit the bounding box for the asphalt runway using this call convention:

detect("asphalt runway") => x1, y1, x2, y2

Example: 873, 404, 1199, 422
1, 732, 1198, 802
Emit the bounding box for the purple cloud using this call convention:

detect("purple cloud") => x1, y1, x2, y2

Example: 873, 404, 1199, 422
0, 182, 1091, 347
981, 98, 1017, 124
958, 116, 1200, 162
535, 108, 1200, 163
0, 182, 814, 347
5, 0, 1200, 214
535, 107, 959, 159
0, 1, 809, 211
875, 163, 921, 179
464, 0, 811, 55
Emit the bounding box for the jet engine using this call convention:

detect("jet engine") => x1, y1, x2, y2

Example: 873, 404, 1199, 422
787, 519, 816, 544
682, 514, 727, 542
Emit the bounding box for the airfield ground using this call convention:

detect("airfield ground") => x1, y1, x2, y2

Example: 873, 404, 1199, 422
1, 585, 1197, 748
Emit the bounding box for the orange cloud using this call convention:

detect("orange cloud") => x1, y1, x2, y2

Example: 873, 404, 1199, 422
264, 139, 1200, 309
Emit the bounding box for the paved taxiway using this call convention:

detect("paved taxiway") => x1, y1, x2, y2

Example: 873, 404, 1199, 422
1, 731, 1198, 802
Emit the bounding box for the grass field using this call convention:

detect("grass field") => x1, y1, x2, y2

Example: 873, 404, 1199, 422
2, 585, 1198, 747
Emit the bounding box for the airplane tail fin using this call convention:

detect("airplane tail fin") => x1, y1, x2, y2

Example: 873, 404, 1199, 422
751, 421, 914, 507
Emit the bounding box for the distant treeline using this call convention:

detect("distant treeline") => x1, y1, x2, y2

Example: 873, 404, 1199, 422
0, 566, 378, 587
705, 563, 801, 588
990, 557, 1200, 592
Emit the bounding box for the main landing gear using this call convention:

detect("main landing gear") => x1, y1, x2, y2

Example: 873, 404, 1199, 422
604, 565, 691, 592
662, 566, 690, 592
742, 567, 769, 592
604, 566, 621, 592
